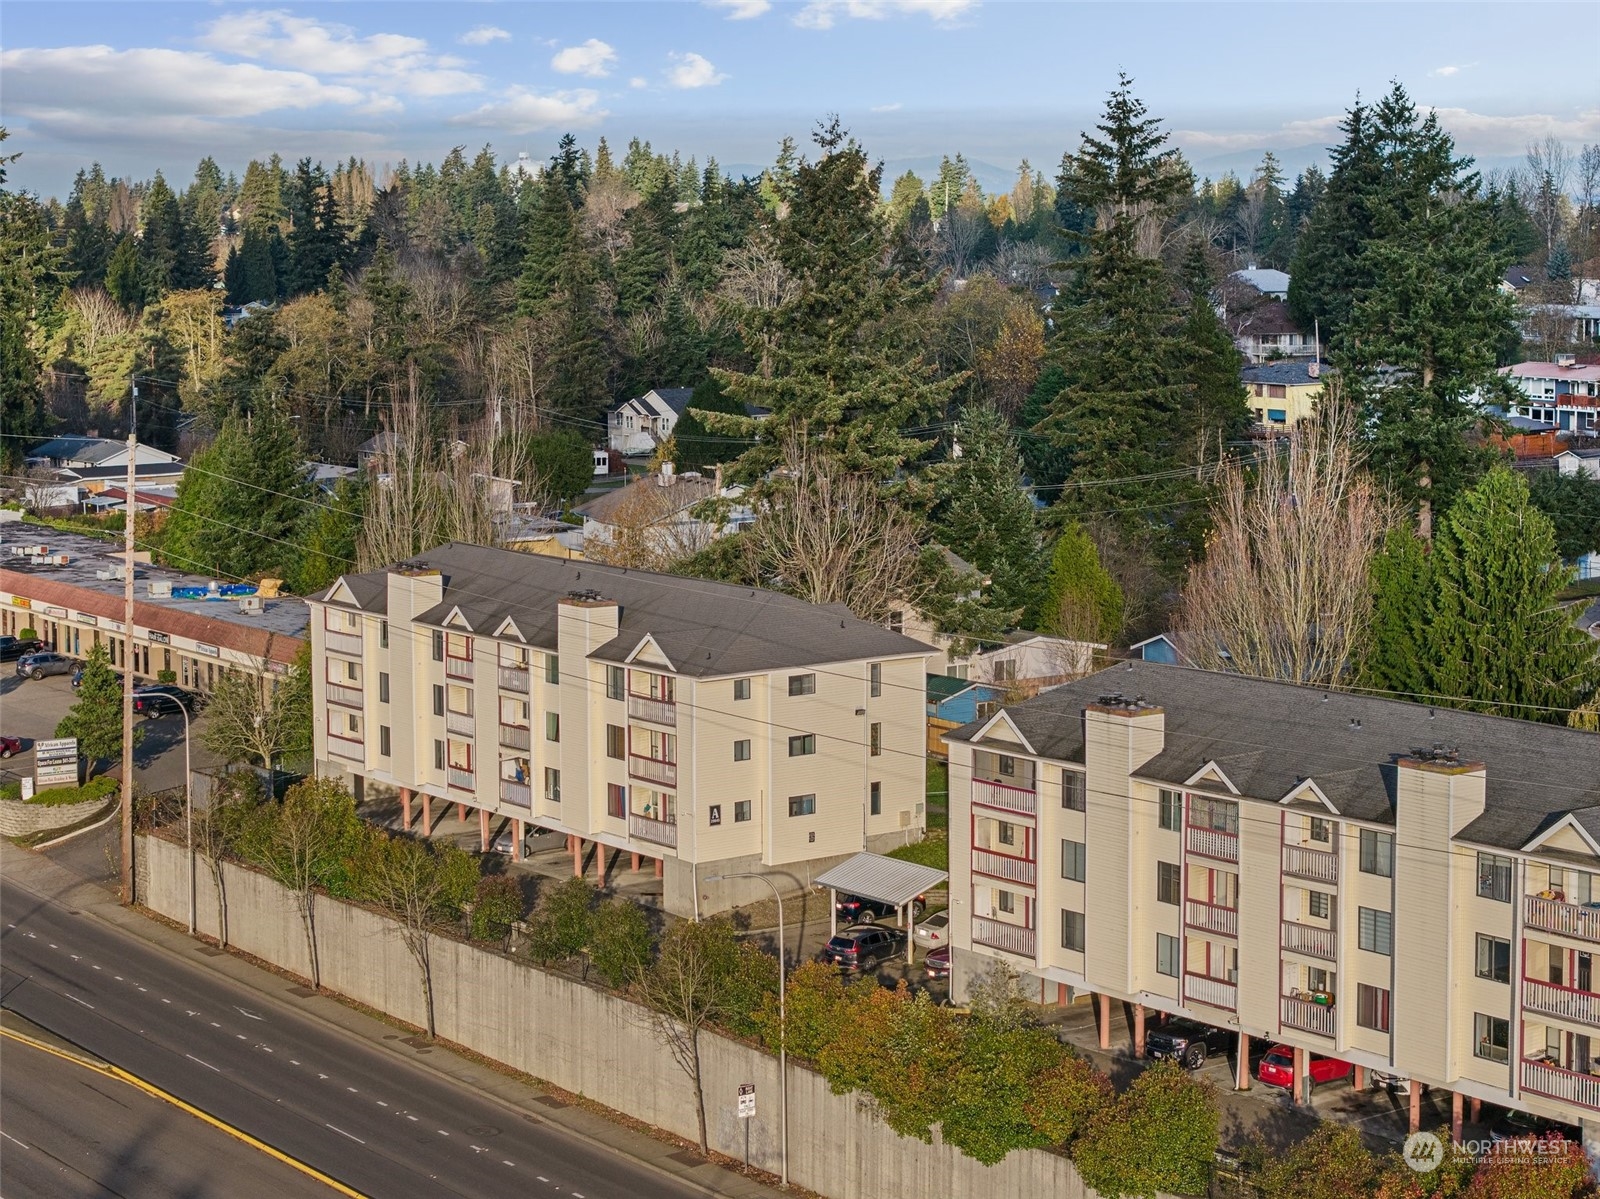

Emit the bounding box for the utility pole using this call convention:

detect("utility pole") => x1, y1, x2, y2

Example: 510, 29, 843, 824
120, 381, 136, 905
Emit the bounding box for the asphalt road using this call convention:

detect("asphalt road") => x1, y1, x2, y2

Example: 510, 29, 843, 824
0, 1023, 331, 1199
0, 871, 710, 1199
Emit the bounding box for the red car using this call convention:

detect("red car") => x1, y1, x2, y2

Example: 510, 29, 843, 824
0, 735, 21, 758
923, 946, 951, 978
1257, 1044, 1353, 1090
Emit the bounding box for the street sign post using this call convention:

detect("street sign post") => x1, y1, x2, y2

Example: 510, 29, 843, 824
34, 737, 79, 789
737, 1082, 756, 1165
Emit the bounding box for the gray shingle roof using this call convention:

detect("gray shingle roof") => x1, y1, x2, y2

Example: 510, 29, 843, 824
1241, 361, 1324, 387
947, 661, 1600, 851
326, 542, 934, 677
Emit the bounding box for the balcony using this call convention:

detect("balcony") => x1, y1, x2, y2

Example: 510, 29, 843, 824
1283, 843, 1338, 885
629, 756, 677, 788
499, 779, 532, 808
1184, 973, 1237, 1012
972, 916, 1036, 958
497, 665, 530, 693
446, 710, 476, 737
1281, 920, 1337, 961
1523, 978, 1600, 1029
324, 629, 363, 656
1521, 1058, 1600, 1112
326, 682, 363, 708
972, 778, 1037, 817
1525, 894, 1600, 944
630, 812, 678, 848
327, 733, 363, 762
1185, 898, 1238, 938
627, 695, 677, 727
447, 767, 474, 791
972, 848, 1036, 887
1186, 825, 1239, 863
1281, 994, 1337, 1038
445, 657, 474, 681
499, 724, 531, 750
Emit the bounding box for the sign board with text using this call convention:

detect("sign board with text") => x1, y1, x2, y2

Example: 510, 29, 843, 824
737, 1083, 756, 1120
34, 737, 80, 789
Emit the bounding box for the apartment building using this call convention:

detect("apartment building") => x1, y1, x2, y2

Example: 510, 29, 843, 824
310, 542, 932, 915
944, 661, 1600, 1141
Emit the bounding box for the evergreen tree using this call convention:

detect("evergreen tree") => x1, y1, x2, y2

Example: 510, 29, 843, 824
542, 244, 611, 423
886, 170, 927, 229
286, 160, 344, 295
138, 171, 184, 296
515, 168, 581, 313
1040, 522, 1123, 642
1528, 470, 1600, 560
1179, 244, 1252, 443
673, 375, 747, 473
1287, 98, 1382, 337
1359, 527, 1433, 700
55, 642, 139, 776
105, 235, 144, 309
525, 428, 596, 505
613, 187, 676, 317
292, 474, 365, 595
0, 133, 64, 466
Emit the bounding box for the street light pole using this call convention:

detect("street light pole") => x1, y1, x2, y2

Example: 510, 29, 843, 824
708, 872, 786, 1187
175, 702, 194, 934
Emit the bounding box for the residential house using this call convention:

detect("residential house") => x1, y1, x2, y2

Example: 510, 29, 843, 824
1502, 360, 1600, 435
309, 542, 933, 915
607, 388, 696, 457
1556, 448, 1600, 480
970, 633, 1102, 689
926, 675, 1006, 758
573, 466, 747, 566
1130, 633, 1184, 665
306, 462, 358, 494
1501, 265, 1536, 294
1231, 303, 1314, 364
1242, 361, 1325, 428
1521, 305, 1600, 346
943, 661, 1600, 1138
1230, 267, 1290, 301
27, 437, 182, 472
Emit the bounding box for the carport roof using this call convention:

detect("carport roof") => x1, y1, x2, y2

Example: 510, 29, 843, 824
814, 853, 947, 908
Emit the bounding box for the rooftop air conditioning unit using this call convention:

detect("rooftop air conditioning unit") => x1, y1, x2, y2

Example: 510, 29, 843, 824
239, 596, 264, 615
147, 579, 172, 597
48, 555, 69, 566
1556, 354, 1578, 368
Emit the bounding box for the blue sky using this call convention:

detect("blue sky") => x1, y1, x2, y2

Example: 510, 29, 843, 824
2, 1, 1596, 197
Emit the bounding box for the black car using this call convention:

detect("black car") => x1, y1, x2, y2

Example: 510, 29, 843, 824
1145, 1018, 1235, 1069
1488, 1107, 1578, 1144
836, 893, 926, 926
71, 666, 124, 690
822, 926, 901, 972
0, 636, 41, 662
15, 651, 73, 680
132, 685, 198, 717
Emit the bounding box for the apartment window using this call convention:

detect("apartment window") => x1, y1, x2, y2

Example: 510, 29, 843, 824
997, 890, 1015, 914
1062, 771, 1086, 812
546, 712, 560, 742
1308, 891, 1331, 920
1476, 934, 1511, 983
788, 673, 816, 697
447, 684, 472, 715
1156, 933, 1180, 978
1310, 818, 1332, 843
378, 672, 390, 704
869, 722, 882, 757
606, 724, 625, 760
734, 800, 751, 823
788, 794, 816, 817
1158, 788, 1182, 831
1062, 839, 1086, 883
733, 677, 751, 701
432, 630, 444, 661
544, 768, 561, 803
607, 783, 626, 819
606, 664, 625, 700
975, 702, 997, 720
379, 620, 388, 649
379, 726, 391, 757
447, 739, 472, 773
789, 734, 816, 757
870, 662, 882, 698
1358, 907, 1393, 955
1157, 861, 1181, 905
1191, 795, 1238, 834
734, 739, 751, 762
1356, 984, 1391, 1032
998, 821, 1016, 846
432, 684, 444, 717
345, 660, 358, 682
1477, 853, 1513, 902
993, 659, 1017, 683
545, 654, 560, 684
1359, 829, 1394, 877
1062, 910, 1086, 952
870, 781, 881, 816
434, 739, 445, 770
500, 696, 529, 727
1552, 868, 1595, 906
1474, 1013, 1510, 1064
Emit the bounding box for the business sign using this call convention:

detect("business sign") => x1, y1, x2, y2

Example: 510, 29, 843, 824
44, 605, 67, 618
10, 597, 30, 608
102, 619, 124, 632
147, 630, 170, 644
34, 737, 80, 789
195, 642, 221, 658
736, 1083, 756, 1120
77, 613, 98, 626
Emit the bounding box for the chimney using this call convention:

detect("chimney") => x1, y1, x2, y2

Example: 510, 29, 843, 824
658, 462, 675, 487
713, 463, 723, 492
1307, 361, 1320, 379
1556, 353, 1578, 368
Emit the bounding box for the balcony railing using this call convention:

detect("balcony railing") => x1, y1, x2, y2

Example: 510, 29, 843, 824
1521, 1058, 1600, 1112
447, 767, 475, 791
627, 695, 677, 726
630, 812, 678, 848
1281, 994, 1337, 1038
499, 724, 531, 750
1281, 920, 1337, 961
972, 778, 1037, 817
1185, 898, 1238, 937
1184, 973, 1237, 1012
446, 710, 476, 737
326, 682, 363, 708
497, 665, 530, 693
1525, 894, 1600, 944
324, 629, 363, 656
1283, 843, 1338, 885
445, 657, 474, 681
327, 733, 363, 762
629, 756, 677, 787
1186, 825, 1239, 863
1523, 977, 1600, 1029
973, 848, 1036, 887
972, 916, 1036, 958
499, 779, 532, 808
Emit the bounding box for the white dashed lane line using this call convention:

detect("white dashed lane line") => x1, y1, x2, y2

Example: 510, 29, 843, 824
325, 1123, 366, 1144
185, 1054, 221, 1072
66, 994, 95, 1010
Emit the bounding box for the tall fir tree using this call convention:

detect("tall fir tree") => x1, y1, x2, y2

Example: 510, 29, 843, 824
1359, 527, 1433, 700
55, 642, 139, 775
673, 375, 747, 473
0, 133, 63, 466
292, 474, 366, 594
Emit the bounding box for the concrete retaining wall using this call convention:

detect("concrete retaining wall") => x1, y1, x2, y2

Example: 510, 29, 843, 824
0, 795, 112, 837
138, 834, 1102, 1199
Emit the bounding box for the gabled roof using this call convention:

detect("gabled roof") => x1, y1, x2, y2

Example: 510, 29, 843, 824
573, 472, 718, 525
1241, 361, 1325, 387
926, 673, 974, 702
1231, 268, 1290, 295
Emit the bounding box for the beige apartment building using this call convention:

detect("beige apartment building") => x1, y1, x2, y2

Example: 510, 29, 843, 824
944, 661, 1600, 1143
309, 542, 932, 915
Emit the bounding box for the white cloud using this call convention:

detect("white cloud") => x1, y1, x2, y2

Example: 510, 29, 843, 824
705, 0, 771, 17
666, 52, 727, 89
1430, 63, 1480, 78
870, 102, 902, 113
459, 25, 511, 46
452, 87, 606, 134
795, 0, 977, 30
630, 76, 649, 90
551, 38, 617, 78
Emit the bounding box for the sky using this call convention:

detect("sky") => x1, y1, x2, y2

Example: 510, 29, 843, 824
2, 1, 1597, 199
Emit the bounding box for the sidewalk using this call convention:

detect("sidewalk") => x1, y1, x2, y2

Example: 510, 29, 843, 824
1, 839, 792, 1199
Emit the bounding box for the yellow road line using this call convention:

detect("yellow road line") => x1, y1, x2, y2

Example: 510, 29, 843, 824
0, 1025, 369, 1198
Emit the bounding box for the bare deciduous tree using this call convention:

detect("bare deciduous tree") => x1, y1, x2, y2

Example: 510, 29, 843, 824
1527, 136, 1575, 257
363, 837, 458, 1039
251, 779, 359, 991
194, 771, 265, 948
583, 475, 721, 572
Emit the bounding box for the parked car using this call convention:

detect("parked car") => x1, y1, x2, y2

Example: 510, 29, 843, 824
922, 945, 951, 979
1257, 1044, 1353, 1090
71, 666, 124, 690
16, 652, 73, 680
821, 926, 901, 973
912, 910, 950, 950
0, 636, 41, 662
836, 893, 925, 925
1488, 1107, 1577, 1144
132, 685, 198, 717
0, 735, 21, 758
1145, 1018, 1234, 1069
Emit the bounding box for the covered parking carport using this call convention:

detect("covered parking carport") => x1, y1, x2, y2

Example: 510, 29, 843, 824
815, 853, 948, 966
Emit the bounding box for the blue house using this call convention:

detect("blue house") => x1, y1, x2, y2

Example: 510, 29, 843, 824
927, 675, 1006, 756
1130, 634, 1183, 665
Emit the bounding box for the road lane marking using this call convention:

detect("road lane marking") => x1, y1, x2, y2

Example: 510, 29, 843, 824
66, 994, 95, 1010
235, 1006, 264, 1021
406, 1115, 418, 1121
185, 1054, 221, 1073
502, 1160, 514, 1166
346, 1086, 358, 1093
324, 1123, 366, 1145
1, 1130, 29, 1149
